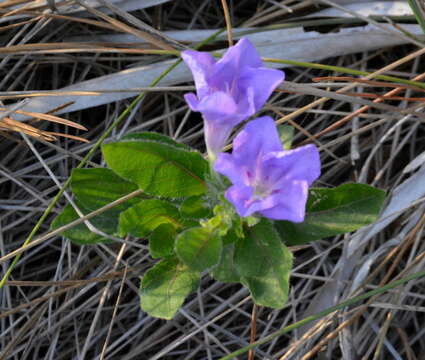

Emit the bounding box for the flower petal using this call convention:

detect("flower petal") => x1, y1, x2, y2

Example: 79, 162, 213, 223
204, 121, 234, 159
232, 116, 282, 166
214, 153, 242, 185
181, 50, 216, 99
215, 117, 283, 188
215, 117, 283, 186
239, 67, 284, 111
235, 86, 257, 121
184, 93, 200, 111
196, 91, 240, 125
262, 144, 321, 186
209, 38, 263, 93
259, 180, 309, 222
224, 184, 258, 217
218, 37, 262, 71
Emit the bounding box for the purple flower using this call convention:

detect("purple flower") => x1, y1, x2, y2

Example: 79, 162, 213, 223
214, 117, 320, 222
181, 37, 284, 160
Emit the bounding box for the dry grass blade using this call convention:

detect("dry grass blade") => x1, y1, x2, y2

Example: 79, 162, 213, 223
244, 0, 313, 27
0, 107, 87, 130
0, 86, 194, 100
248, 304, 258, 360
337, 92, 425, 102
99, 265, 128, 360
0, 100, 87, 141
0, 42, 179, 54
74, 0, 176, 50
317, 0, 425, 47
94, 0, 186, 50
44, 131, 89, 142
5, 267, 135, 287
0, 16, 41, 31
220, 0, 233, 46
0, 0, 32, 9
313, 76, 425, 94
42, 12, 120, 31
299, 70, 425, 145
0, 116, 56, 141
278, 81, 425, 119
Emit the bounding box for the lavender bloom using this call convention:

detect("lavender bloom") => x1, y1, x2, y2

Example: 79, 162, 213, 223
181, 37, 284, 160
214, 117, 320, 222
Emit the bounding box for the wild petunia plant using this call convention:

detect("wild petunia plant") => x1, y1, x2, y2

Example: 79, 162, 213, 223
52, 38, 386, 319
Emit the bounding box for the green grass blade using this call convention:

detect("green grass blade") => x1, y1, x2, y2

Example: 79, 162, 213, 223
407, 0, 425, 35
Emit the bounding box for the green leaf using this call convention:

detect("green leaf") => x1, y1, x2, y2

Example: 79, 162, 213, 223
222, 227, 240, 245
51, 168, 142, 245
119, 199, 182, 237
275, 183, 386, 245
149, 224, 176, 259
278, 124, 294, 150
235, 220, 293, 308
51, 203, 111, 245
102, 139, 209, 198
211, 244, 240, 283
140, 257, 200, 319
175, 227, 222, 272
180, 196, 211, 219
122, 131, 190, 150
200, 204, 234, 236
71, 168, 141, 217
